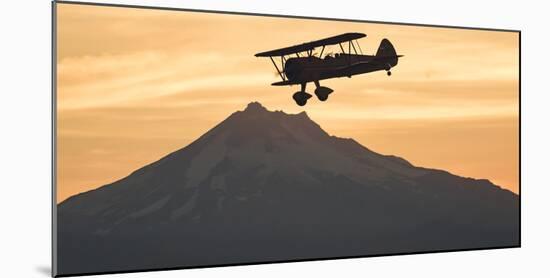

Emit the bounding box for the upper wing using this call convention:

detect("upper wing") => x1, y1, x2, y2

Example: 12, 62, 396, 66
255, 32, 366, 57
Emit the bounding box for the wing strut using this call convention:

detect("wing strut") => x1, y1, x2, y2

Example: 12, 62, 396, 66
269, 56, 286, 81
348, 41, 351, 65
319, 45, 325, 57
355, 40, 363, 54
350, 40, 358, 54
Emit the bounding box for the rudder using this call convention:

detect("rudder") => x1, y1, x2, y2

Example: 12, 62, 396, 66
376, 38, 398, 67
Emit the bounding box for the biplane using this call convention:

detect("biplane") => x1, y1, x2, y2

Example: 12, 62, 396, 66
255, 32, 402, 106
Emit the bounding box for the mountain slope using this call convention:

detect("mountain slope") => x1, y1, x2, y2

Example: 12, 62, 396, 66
57, 102, 519, 275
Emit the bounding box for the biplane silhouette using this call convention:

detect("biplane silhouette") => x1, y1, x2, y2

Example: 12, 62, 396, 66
255, 33, 402, 106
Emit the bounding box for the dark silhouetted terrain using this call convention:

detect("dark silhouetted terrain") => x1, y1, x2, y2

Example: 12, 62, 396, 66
57, 102, 519, 275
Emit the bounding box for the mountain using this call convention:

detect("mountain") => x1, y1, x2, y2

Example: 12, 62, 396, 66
56, 102, 519, 275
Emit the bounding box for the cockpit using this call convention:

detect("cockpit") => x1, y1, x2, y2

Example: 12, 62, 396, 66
324, 53, 335, 60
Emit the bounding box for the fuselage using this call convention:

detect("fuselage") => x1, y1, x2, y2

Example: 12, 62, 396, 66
283, 53, 397, 83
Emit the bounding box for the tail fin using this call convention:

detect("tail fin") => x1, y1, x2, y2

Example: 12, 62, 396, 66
376, 38, 397, 57
376, 38, 399, 67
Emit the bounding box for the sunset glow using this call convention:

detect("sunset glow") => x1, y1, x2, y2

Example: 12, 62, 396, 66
56, 3, 519, 202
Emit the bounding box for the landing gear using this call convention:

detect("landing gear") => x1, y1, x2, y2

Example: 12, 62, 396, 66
293, 91, 312, 106
293, 83, 312, 106
291, 82, 334, 106
313, 80, 333, 101
385, 64, 392, 76
314, 86, 333, 101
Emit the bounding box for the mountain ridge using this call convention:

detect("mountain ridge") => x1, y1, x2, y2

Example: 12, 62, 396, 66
60, 101, 420, 204
62, 101, 514, 206
57, 101, 519, 275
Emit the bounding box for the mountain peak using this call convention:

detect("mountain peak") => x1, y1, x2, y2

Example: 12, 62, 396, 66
242, 101, 310, 119
244, 101, 268, 113
296, 110, 310, 119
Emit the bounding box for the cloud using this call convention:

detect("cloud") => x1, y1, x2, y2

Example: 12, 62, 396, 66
58, 50, 272, 109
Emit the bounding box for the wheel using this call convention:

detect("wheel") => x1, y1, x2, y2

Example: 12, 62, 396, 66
295, 97, 307, 106
387, 70, 392, 76
293, 91, 311, 106
314, 86, 333, 101
317, 93, 328, 101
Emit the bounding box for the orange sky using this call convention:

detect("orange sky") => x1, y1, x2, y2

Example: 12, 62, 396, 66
55, 3, 519, 203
